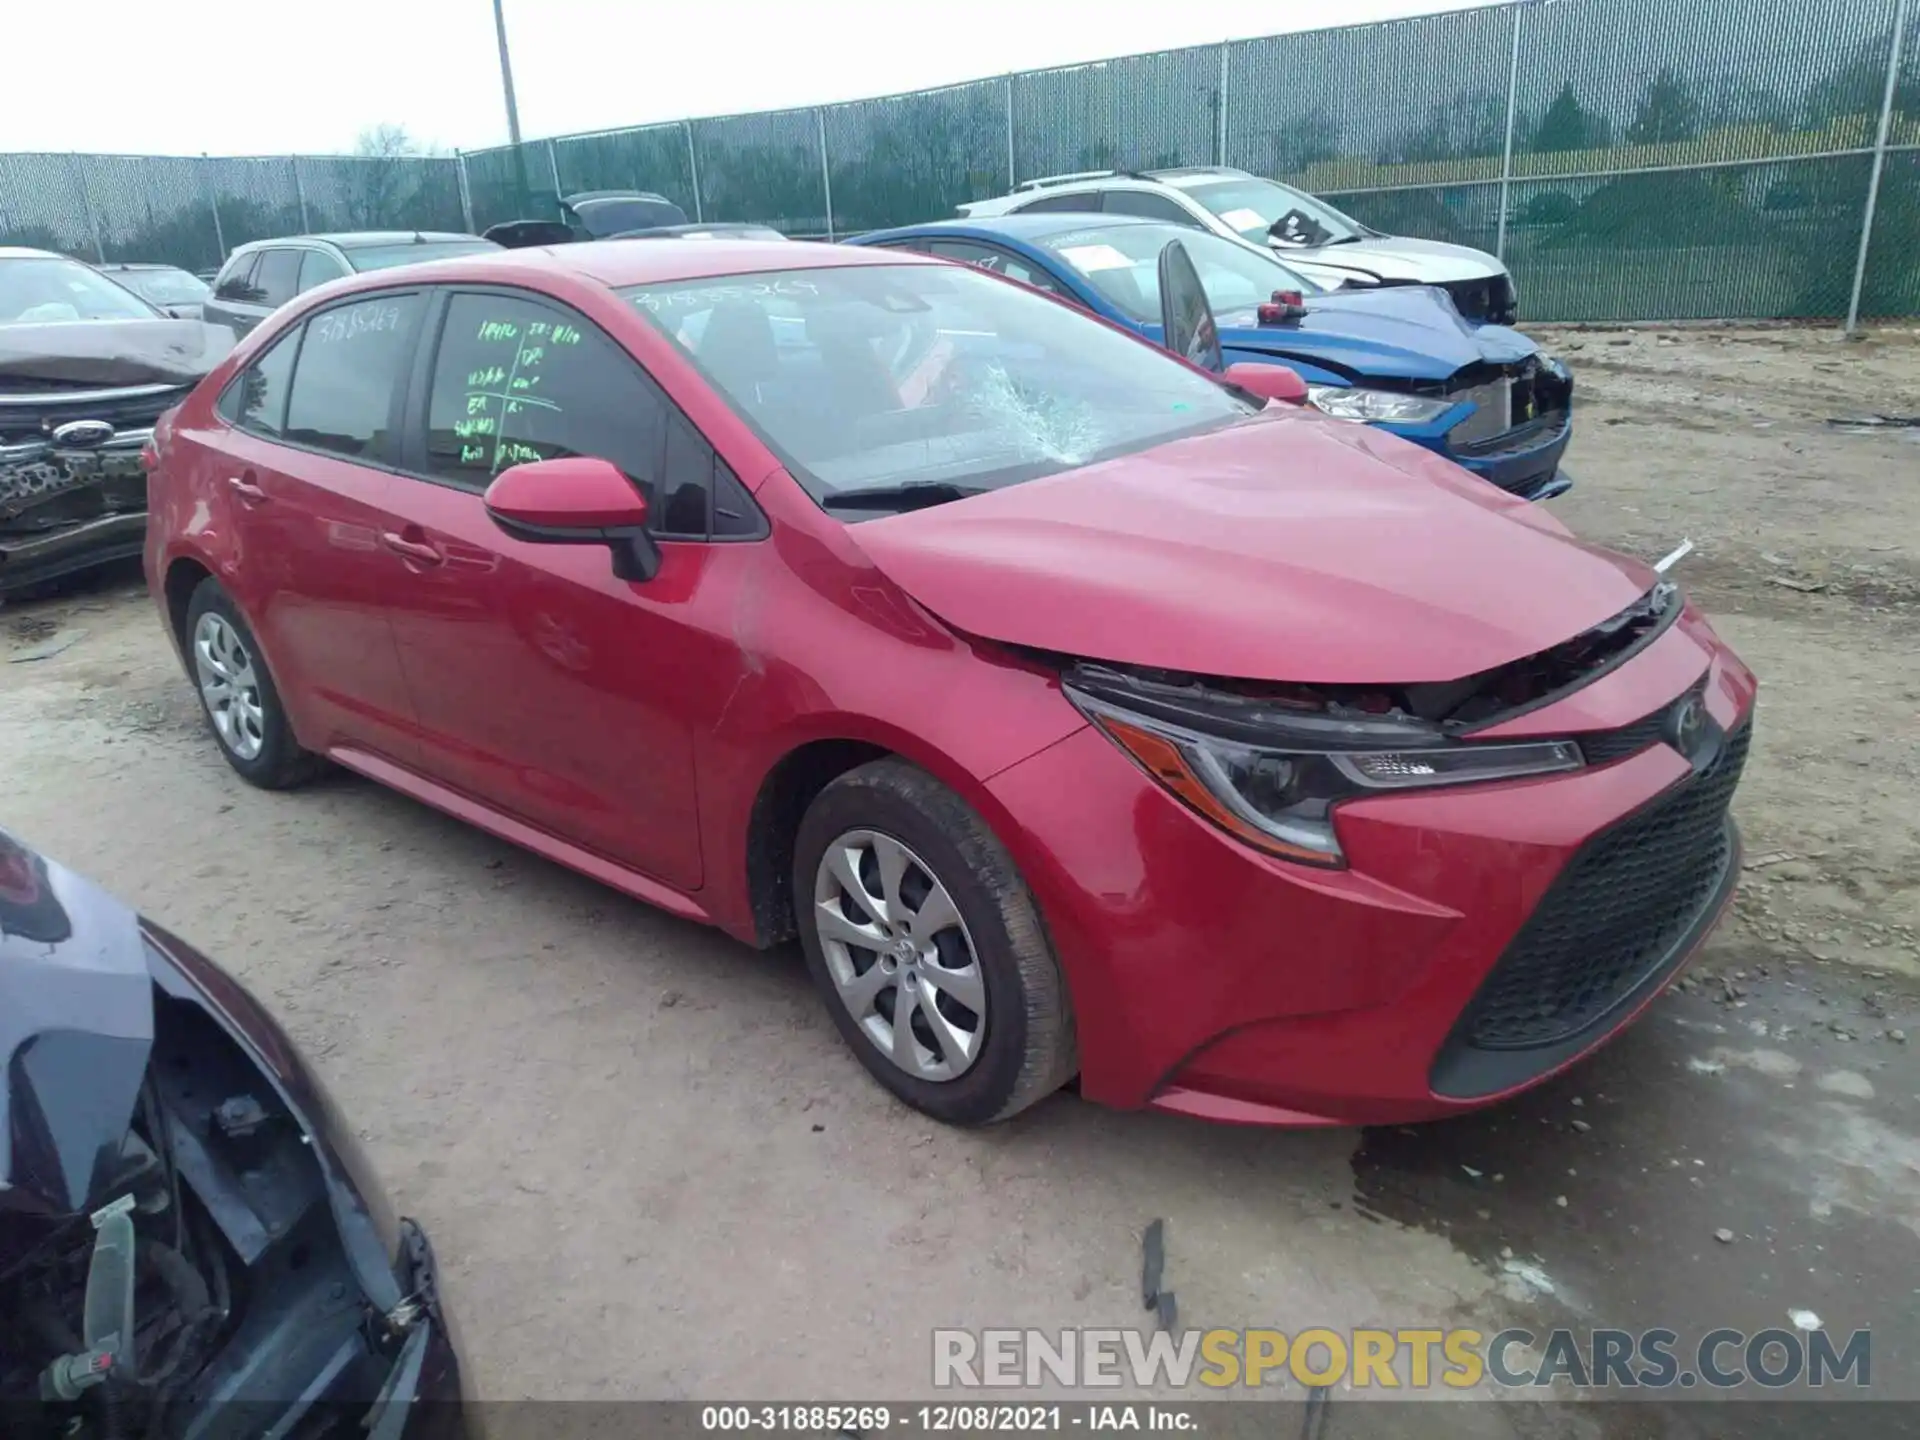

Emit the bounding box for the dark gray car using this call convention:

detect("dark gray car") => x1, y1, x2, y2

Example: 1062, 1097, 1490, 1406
202, 232, 499, 338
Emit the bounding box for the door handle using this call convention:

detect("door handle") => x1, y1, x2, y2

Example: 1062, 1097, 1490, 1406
380, 531, 444, 567
228, 476, 269, 504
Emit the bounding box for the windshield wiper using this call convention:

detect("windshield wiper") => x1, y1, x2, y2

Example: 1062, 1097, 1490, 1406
820, 482, 985, 513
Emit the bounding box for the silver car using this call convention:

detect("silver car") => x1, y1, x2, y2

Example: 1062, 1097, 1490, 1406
203, 231, 500, 338
959, 165, 1515, 323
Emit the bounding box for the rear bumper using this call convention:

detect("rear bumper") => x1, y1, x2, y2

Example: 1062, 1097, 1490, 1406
0, 511, 148, 593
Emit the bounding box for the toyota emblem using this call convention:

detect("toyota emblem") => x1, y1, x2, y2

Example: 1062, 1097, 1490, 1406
1665, 694, 1706, 758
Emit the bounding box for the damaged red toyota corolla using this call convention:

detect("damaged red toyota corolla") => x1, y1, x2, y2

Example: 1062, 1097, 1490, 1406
144, 239, 1755, 1128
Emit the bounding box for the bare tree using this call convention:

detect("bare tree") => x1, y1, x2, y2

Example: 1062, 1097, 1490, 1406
349, 124, 424, 228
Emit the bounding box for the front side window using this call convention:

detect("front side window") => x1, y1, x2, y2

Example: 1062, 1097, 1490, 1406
283, 293, 423, 459
626, 262, 1253, 513
1181, 179, 1365, 247
1037, 224, 1322, 324
422, 292, 754, 540
0, 256, 158, 324
216, 330, 298, 436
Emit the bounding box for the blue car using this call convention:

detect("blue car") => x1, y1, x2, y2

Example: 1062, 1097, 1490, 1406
848, 214, 1573, 501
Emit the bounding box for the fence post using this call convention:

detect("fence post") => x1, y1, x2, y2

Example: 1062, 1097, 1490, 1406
816, 108, 836, 240
291, 155, 311, 232
202, 153, 226, 262
1216, 45, 1230, 167
546, 138, 563, 201
1495, 1, 1524, 261
684, 120, 704, 221
456, 151, 476, 233
1846, 0, 1910, 333
1005, 75, 1017, 187
67, 155, 106, 262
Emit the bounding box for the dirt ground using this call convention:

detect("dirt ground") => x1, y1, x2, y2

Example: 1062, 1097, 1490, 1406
2, 326, 1918, 1429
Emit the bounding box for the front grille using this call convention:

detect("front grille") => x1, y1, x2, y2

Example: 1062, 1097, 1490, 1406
1447, 377, 1512, 446
1577, 686, 1708, 766
1460, 720, 1750, 1050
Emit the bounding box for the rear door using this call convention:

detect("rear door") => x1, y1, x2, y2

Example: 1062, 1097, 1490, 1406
374, 286, 762, 890
208, 293, 427, 763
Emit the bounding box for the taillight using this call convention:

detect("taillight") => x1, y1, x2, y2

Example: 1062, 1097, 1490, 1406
140, 440, 159, 473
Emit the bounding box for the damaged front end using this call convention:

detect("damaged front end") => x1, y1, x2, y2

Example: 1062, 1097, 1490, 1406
0, 832, 466, 1439
0, 321, 231, 596
1058, 582, 1683, 866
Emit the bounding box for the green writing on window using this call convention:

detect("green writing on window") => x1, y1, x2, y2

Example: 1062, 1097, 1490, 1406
460, 444, 487, 464
553, 325, 581, 346
467, 365, 507, 387
477, 320, 519, 342
454, 416, 496, 438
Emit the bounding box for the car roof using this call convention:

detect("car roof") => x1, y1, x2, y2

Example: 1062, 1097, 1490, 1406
866, 213, 1163, 243
235, 231, 487, 251
308, 237, 936, 295
97, 261, 182, 271
0, 246, 65, 261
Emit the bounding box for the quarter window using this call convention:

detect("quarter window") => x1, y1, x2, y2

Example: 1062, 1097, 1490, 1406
282, 293, 423, 459
1103, 191, 1201, 226
1013, 192, 1103, 214
213, 253, 261, 303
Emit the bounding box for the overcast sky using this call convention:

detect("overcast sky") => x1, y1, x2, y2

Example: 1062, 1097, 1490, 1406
9, 0, 1496, 157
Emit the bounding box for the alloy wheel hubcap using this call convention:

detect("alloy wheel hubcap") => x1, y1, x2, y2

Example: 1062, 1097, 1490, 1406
192, 612, 266, 761
812, 829, 986, 1082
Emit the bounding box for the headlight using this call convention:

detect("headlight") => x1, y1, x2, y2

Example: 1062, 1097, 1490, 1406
1307, 385, 1456, 425
1071, 691, 1582, 867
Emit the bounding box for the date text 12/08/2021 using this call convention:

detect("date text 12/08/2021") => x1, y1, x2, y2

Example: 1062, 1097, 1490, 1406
699, 1406, 1197, 1432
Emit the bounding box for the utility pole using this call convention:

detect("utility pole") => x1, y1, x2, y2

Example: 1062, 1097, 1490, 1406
492, 0, 533, 210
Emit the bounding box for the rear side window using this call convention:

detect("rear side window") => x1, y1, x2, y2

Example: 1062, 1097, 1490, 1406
215, 330, 298, 437
252, 250, 302, 308
1103, 191, 1201, 226
297, 249, 348, 293
421, 291, 761, 540
283, 293, 423, 459
1013, 192, 1103, 214
214, 253, 261, 302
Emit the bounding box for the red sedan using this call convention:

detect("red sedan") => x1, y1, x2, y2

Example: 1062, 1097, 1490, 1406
145, 239, 1755, 1128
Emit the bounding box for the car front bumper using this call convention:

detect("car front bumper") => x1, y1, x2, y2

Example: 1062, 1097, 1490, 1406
0, 511, 148, 593
985, 606, 1756, 1127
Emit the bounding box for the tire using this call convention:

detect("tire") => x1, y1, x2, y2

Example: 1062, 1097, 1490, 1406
183, 577, 321, 790
793, 758, 1076, 1126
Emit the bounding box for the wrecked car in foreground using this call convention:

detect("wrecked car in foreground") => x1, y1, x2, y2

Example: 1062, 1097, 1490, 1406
147, 238, 1754, 1132
1, 248, 233, 596
1, 829, 466, 1437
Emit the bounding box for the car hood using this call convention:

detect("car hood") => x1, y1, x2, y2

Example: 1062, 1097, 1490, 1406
1277, 234, 1503, 286
0, 317, 233, 389
849, 413, 1652, 685
1215, 285, 1535, 381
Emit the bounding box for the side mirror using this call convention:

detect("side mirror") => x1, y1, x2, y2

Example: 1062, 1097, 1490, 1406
1156, 240, 1223, 375
483, 456, 662, 582
1223, 362, 1310, 406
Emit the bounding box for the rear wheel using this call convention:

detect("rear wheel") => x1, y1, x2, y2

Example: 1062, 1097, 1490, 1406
793, 759, 1076, 1126
185, 577, 320, 790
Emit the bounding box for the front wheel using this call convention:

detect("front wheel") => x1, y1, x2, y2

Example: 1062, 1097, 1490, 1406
793, 759, 1076, 1126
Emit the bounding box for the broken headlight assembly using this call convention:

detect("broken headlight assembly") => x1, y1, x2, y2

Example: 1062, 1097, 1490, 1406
1306, 385, 1456, 425
1067, 682, 1581, 867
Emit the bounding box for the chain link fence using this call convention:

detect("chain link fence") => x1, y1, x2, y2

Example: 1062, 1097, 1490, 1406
3, 0, 1914, 322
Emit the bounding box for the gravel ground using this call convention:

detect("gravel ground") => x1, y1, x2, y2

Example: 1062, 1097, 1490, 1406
2, 325, 1917, 1430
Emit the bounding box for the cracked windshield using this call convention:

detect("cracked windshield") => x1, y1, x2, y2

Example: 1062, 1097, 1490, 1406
626, 264, 1250, 509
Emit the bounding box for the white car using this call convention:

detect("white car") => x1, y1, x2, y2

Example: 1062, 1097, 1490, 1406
959, 165, 1516, 324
